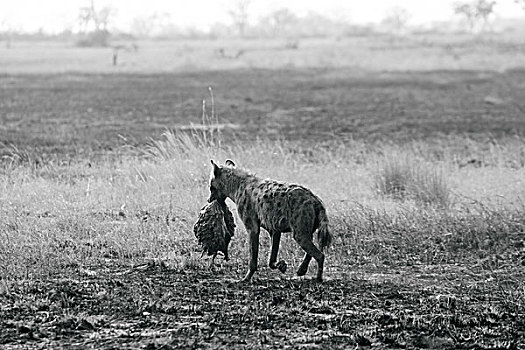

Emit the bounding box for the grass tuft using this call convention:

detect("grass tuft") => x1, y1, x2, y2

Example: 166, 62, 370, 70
374, 153, 450, 208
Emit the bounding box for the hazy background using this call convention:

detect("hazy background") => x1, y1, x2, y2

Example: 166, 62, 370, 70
1, 0, 525, 43
2, 0, 525, 76
1, 0, 525, 32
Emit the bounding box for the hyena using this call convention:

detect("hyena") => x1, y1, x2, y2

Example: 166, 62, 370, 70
208, 159, 332, 282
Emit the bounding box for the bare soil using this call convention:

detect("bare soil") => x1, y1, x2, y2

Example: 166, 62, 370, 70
1, 262, 524, 349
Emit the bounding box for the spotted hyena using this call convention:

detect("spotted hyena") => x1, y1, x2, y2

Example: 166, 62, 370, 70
208, 159, 332, 282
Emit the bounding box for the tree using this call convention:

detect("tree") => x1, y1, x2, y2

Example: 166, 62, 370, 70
475, 0, 496, 30
130, 12, 171, 38
0, 18, 17, 48
454, 2, 477, 31
229, 0, 251, 37
130, 16, 156, 38
77, 0, 116, 33
261, 8, 297, 36
76, 0, 116, 47
381, 7, 411, 36
96, 6, 115, 31
453, 0, 496, 33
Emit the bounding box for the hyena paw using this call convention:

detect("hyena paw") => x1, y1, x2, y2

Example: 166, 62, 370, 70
297, 264, 308, 276
276, 260, 287, 273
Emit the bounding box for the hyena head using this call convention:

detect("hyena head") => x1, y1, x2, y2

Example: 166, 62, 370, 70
208, 159, 236, 203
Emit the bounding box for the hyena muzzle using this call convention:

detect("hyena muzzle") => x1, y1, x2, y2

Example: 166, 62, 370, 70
208, 159, 332, 282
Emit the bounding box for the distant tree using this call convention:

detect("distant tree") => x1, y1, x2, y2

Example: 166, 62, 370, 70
475, 0, 496, 30
454, 3, 477, 31
262, 8, 297, 36
453, 0, 496, 32
209, 23, 234, 38
0, 18, 7, 43
272, 12, 342, 38
130, 12, 171, 38
0, 18, 16, 48
96, 6, 115, 31
229, 0, 251, 37
76, 0, 116, 47
77, 0, 116, 33
78, 6, 92, 33
381, 7, 411, 36
130, 16, 156, 38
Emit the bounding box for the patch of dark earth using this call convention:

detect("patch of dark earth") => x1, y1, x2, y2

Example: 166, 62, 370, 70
1, 264, 524, 349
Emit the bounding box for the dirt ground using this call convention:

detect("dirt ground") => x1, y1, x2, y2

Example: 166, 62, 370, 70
1, 261, 523, 350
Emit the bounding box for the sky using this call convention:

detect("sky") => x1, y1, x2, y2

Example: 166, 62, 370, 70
0, 0, 524, 33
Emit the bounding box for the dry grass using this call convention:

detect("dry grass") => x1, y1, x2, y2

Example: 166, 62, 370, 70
1, 128, 524, 283
374, 152, 450, 208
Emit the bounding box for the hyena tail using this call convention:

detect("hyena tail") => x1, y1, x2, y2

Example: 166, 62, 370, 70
317, 209, 332, 252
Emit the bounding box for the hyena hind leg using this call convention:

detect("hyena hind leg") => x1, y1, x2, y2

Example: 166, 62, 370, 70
293, 232, 325, 282
297, 253, 312, 276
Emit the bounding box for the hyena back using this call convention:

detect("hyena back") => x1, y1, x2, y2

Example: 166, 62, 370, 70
209, 159, 332, 282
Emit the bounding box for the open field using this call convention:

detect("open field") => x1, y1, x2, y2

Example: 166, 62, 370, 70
1, 36, 525, 349
2, 35, 525, 74
2, 68, 525, 160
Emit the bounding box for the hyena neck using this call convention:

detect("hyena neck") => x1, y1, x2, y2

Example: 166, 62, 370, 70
223, 168, 258, 204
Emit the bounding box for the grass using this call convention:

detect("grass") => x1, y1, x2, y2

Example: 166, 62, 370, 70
374, 151, 450, 208
1, 129, 524, 281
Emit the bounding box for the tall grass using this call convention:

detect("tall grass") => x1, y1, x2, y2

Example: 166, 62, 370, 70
331, 201, 524, 267
0, 130, 524, 283
374, 153, 450, 208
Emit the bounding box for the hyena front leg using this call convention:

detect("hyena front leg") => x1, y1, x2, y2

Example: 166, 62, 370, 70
269, 231, 287, 273
240, 220, 260, 282
268, 231, 281, 269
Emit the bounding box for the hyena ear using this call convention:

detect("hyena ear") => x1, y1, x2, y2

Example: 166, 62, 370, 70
211, 160, 221, 177
225, 159, 236, 168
